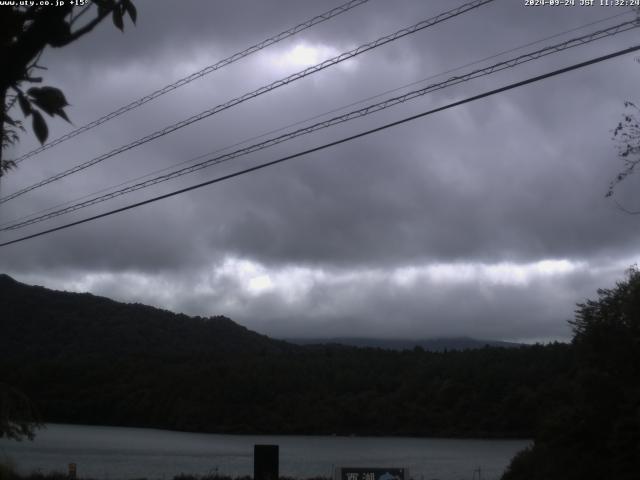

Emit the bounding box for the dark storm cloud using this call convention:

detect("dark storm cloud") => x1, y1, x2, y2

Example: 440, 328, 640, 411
2, 0, 640, 340
186, 96, 640, 267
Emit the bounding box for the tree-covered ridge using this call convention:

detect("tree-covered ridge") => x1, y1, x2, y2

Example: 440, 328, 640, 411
287, 337, 522, 351
0, 273, 573, 439
0, 343, 572, 439
503, 267, 640, 480
0, 273, 292, 358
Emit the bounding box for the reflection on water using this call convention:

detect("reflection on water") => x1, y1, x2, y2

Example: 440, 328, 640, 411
0, 424, 530, 480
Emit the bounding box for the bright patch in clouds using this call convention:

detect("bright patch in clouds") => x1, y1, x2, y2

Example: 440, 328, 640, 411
215, 258, 325, 302
217, 258, 274, 295
418, 259, 584, 286
215, 257, 586, 297
284, 44, 325, 67
379, 260, 584, 288
9, 256, 619, 340
267, 43, 356, 71
33, 257, 586, 307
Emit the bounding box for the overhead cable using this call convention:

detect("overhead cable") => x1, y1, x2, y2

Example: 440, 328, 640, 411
2, 19, 637, 232
2, 43, 638, 248
0, 0, 496, 205
12, 0, 372, 164
4, 10, 632, 230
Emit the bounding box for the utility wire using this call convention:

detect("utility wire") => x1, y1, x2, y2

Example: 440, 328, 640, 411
2, 44, 638, 249
12, 0, 372, 164
0, 0, 495, 205
2, 19, 637, 232
4, 10, 631, 230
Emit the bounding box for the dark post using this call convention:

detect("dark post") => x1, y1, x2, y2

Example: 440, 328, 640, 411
68, 463, 77, 480
254, 444, 279, 480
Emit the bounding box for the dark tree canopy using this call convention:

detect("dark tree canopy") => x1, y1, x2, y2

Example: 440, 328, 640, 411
0, 0, 136, 442
0, 0, 136, 176
503, 266, 640, 480
0, 383, 41, 441
0, 274, 573, 439
607, 101, 640, 203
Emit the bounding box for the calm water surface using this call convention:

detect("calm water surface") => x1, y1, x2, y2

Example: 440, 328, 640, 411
0, 424, 529, 480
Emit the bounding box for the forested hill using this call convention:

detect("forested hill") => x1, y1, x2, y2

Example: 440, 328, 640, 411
0, 273, 573, 439
3, 271, 638, 477
287, 337, 522, 351
0, 273, 292, 359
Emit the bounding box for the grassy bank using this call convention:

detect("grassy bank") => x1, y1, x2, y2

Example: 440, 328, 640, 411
0, 466, 331, 480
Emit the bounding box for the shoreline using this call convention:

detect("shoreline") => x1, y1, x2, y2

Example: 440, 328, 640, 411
30, 422, 533, 442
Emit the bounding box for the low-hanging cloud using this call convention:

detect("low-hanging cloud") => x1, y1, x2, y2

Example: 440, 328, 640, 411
2, 0, 640, 342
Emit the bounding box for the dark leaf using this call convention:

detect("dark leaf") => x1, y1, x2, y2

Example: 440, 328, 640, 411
31, 110, 48, 144
1, 159, 17, 173
55, 107, 72, 124
112, 7, 124, 31
123, 0, 137, 24
18, 92, 32, 116
4, 114, 16, 126
27, 86, 69, 113
94, 0, 115, 16
47, 20, 71, 47
28, 86, 70, 122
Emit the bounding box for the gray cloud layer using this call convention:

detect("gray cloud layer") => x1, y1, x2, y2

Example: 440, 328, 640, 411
2, 0, 639, 341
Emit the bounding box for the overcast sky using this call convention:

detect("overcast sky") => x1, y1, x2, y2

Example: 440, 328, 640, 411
2, 0, 639, 342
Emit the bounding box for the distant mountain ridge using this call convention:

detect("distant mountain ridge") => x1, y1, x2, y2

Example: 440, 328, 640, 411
0, 273, 521, 359
0, 273, 574, 439
0, 273, 292, 359
286, 336, 522, 351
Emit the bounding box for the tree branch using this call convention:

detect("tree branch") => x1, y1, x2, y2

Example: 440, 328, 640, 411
62, 3, 119, 45
613, 198, 640, 215
69, 3, 94, 27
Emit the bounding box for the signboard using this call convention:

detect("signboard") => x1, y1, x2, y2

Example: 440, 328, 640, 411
68, 463, 77, 480
254, 444, 279, 480
337, 467, 407, 480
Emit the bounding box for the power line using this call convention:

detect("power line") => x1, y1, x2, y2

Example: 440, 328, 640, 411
325, 9, 635, 118
12, 0, 372, 165
3, 19, 637, 232
0, 0, 496, 205
2, 43, 638, 249
4, 10, 631, 230
4, 18, 636, 230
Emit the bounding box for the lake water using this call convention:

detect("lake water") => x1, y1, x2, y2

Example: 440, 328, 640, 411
0, 424, 530, 480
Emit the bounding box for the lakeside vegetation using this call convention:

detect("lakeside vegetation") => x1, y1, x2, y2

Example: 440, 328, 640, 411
501, 267, 640, 480
1, 267, 639, 479
0, 466, 328, 480
0, 343, 573, 438
0, 274, 571, 439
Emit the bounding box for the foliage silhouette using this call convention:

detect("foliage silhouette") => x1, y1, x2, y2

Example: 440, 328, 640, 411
502, 266, 640, 480
0, 0, 137, 175
607, 101, 640, 204
0, 383, 41, 441
0, 274, 572, 439
0, 0, 136, 441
